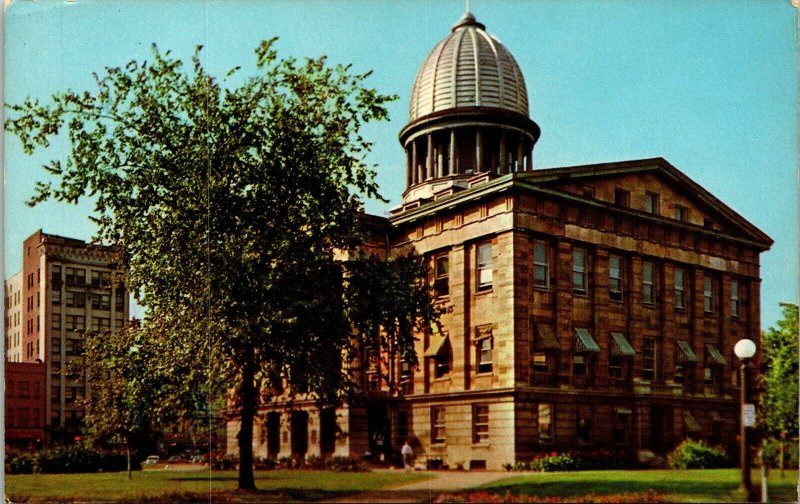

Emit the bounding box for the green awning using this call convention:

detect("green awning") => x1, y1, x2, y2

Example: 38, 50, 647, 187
575, 328, 600, 353
684, 411, 701, 432
424, 333, 450, 357
535, 323, 560, 351
705, 344, 727, 366
610, 332, 636, 357
676, 340, 699, 363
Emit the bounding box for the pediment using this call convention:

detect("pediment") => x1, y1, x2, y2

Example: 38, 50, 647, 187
517, 158, 772, 249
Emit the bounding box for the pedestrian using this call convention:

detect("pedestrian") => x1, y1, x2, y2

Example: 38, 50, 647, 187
401, 439, 414, 471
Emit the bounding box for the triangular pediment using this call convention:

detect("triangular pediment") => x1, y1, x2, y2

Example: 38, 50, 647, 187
515, 158, 772, 249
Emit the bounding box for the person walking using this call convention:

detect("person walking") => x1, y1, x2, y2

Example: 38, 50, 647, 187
401, 439, 414, 471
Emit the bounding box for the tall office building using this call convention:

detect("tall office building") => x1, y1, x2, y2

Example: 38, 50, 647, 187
7, 230, 130, 445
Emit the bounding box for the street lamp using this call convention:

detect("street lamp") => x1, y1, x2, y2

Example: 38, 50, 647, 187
734, 338, 756, 502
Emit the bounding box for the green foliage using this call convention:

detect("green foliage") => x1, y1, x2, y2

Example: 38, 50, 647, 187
5, 446, 139, 474
530, 453, 579, 472
667, 439, 728, 469
761, 437, 799, 469
5, 38, 437, 491
762, 303, 799, 438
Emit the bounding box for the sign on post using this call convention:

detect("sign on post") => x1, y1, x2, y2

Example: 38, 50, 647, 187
742, 403, 756, 427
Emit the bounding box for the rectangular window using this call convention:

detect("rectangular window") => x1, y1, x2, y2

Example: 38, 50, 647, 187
674, 205, 688, 222
532, 352, 549, 372
573, 248, 587, 294
7, 380, 14, 398
643, 337, 656, 380
52, 313, 61, 330
65, 267, 75, 284
434, 353, 450, 379
115, 289, 125, 310
613, 411, 631, 444
573, 354, 586, 376
19, 381, 30, 399
609, 255, 623, 301
51, 265, 62, 283
538, 403, 553, 443
533, 241, 549, 289
577, 414, 592, 444
644, 192, 659, 214
472, 405, 489, 444
674, 269, 685, 309
477, 338, 493, 374
614, 188, 630, 207
396, 411, 409, 442
115, 318, 125, 330
704, 275, 714, 313
643, 262, 655, 305
431, 407, 446, 444
76, 268, 86, 285
477, 243, 493, 291
52, 289, 61, 305
91, 293, 111, 310
434, 253, 449, 297
608, 356, 623, 378
731, 280, 740, 317
91, 270, 101, 287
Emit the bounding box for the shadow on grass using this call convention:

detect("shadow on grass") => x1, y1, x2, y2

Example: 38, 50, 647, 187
487, 477, 738, 502
112, 488, 360, 503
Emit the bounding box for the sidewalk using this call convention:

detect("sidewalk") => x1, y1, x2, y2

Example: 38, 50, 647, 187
325, 469, 519, 503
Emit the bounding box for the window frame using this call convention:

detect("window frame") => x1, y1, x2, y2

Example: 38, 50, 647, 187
431, 406, 446, 445
572, 248, 587, 295
572, 354, 587, 376
674, 205, 688, 222
642, 337, 656, 381
609, 254, 623, 301
644, 192, 660, 214
674, 268, 685, 310
703, 275, 714, 313
472, 404, 489, 444
730, 279, 740, 318
476, 337, 493, 374
533, 240, 549, 290
532, 352, 549, 372
614, 188, 630, 207
433, 252, 450, 298
643, 261, 655, 305
537, 403, 554, 444
476, 242, 493, 292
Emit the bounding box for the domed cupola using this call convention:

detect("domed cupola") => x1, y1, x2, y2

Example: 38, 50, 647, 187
400, 11, 541, 204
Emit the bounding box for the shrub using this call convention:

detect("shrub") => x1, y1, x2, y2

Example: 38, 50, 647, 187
667, 439, 728, 469
5, 445, 139, 474
210, 454, 238, 470
530, 453, 579, 472
8, 454, 35, 474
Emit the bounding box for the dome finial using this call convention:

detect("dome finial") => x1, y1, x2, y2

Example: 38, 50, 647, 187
465, 0, 471, 14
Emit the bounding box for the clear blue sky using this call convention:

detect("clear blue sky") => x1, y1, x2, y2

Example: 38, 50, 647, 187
4, 0, 797, 329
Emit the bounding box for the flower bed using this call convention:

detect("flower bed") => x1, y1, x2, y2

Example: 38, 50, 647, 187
434, 490, 664, 503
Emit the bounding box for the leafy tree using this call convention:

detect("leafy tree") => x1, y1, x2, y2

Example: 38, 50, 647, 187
6, 40, 437, 490
761, 303, 799, 475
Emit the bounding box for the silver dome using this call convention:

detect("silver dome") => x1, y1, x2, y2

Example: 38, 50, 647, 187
408, 13, 529, 123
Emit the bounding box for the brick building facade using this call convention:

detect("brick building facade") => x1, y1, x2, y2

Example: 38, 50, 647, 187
4, 362, 47, 449
229, 12, 771, 469
5, 230, 130, 445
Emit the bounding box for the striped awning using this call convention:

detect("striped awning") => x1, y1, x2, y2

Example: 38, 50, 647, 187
611, 332, 636, 357
705, 344, 727, 366
424, 333, 450, 357
676, 340, 699, 363
535, 323, 560, 351
684, 411, 702, 432
575, 328, 600, 354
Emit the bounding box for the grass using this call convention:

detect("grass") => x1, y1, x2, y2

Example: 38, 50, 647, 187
5, 468, 431, 503
480, 468, 799, 503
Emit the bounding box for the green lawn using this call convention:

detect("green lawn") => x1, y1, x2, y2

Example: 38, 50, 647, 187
480, 468, 798, 503
5, 468, 431, 503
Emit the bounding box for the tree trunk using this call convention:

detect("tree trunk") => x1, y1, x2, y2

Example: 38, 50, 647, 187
237, 344, 257, 490
127, 442, 132, 480
779, 439, 785, 477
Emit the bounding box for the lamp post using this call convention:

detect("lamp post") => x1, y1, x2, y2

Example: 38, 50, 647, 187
734, 338, 756, 502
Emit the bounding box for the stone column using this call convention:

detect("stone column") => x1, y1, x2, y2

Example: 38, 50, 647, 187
437, 143, 444, 178
449, 129, 456, 175
498, 130, 507, 175
515, 138, 524, 173
426, 134, 433, 181
526, 140, 533, 171
475, 128, 483, 173
412, 140, 419, 185
406, 146, 412, 187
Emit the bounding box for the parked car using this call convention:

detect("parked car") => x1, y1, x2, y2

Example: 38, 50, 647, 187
143, 455, 160, 465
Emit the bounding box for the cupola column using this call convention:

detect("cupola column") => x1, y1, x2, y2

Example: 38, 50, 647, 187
526, 140, 533, 170
406, 146, 413, 186
498, 130, 507, 174
475, 128, 483, 173
411, 140, 419, 185
449, 129, 456, 175
516, 137, 524, 172
437, 143, 444, 178
426, 134, 433, 180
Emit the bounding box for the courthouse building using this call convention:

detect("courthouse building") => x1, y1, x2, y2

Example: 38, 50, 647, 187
235, 12, 772, 469
4, 230, 130, 445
